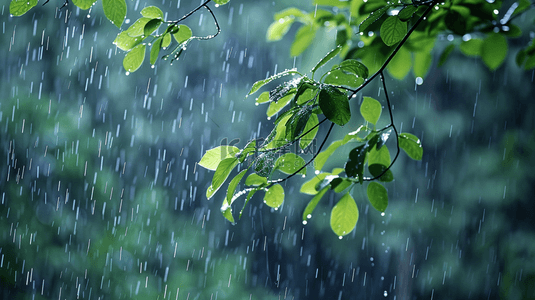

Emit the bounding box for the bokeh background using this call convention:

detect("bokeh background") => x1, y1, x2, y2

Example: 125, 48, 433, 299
1, 0, 534, 299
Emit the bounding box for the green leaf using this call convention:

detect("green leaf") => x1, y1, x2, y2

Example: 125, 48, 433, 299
367, 182, 388, 212
226, 169, 248, 205
125, 18, 152, 37
380, 16, 407, 46
438, 44, 455, 66
325, 60, 369, 87
207, 158, 239, 199
162, 33, 172, 48
267, 16, 295, 41
482, 33, 507, 71
314, 140, 344, 171
140, 6, 163, 19
198, 146, 240, 171
274, 153, 306, 175
102, 0, 126, 28
248, 69, 300, 95
345, 145, 367, 183
274, 7, 306, 20
291, 25, 317, 57
360, 96, 382, 125
123, 44, 146, 72
311, 46, 342, 75
113, 31, 143, 51
367, 145, 391, 167
285, 105, 312, 140
300, 113, 319, 149
368, 164, 394, 182
144, 19, 163, 37
331, 178, 353, 193
9, 0, 38, 16
398, 133, 423, 160
264, 184, 285, 209
359, 5, 391, 33
302, 186, 329, 223
300, 168, 343, 194
413, 51, 432, 78
72, 0, 97, 10
313, 0, 349, 7
256, 91, 270, 104
295, 83, 318, 105
173, 25, 193, 44
318, 85, 351, 126
330, 193, 359, 236
398, 6, 417, 21
221, 205, 235, 223
150, 37, 162, 65
386, 44, 412, 80
267, 93, 295, 117
245, 173, 267, 186
213, 0, 230, 5
239, 188, 261, 218
459, 39, 483, 57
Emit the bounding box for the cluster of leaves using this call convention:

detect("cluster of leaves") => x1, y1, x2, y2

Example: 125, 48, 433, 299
198, 44, 423, 236
9, 0, 230, 72
199, 0, 534, 236
267, 0, 535, 78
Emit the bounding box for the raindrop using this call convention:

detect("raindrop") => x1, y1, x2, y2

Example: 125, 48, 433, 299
125, 71, 130, 76
338, 236, 343, 240
384, 291, 388, 297
415, 77, 423, 85
302, 220, 307, 225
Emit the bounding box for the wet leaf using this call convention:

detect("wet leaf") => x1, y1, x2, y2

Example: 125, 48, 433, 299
264, 184, 284, 208
198, 146, 240, 171
173, 25, 193, 44
213, 0, 230, 5
380, 16, 407, 46
318, 85, 351, 126
72, 0, 97, 10
398, 6, 417, 21
102, 0, 127, 28
368, 164, 394, 182
267, 93, 295, 117
140, 6, 163, 19
207, 158, 239, 199
360, 96, 382, 125
311, 46, 342, 75
9, 0, 38, 16
367, 144, 391, 167
274, 153, 306, 175
113, 31, 143, 51
226, 170, 248, 205
300, 113, 319, 150
367, 182, 388, 212
150, 37, 162, 65
345, 145, 367, 183
399, 133, 423, 160
300, 168, 344, 194
144, 19, 162, 37
245, 173, 268, 186
330, 193, 359, 236
359, 5, 391, 33
248, 69, 300, 95
123, 44, 146, 72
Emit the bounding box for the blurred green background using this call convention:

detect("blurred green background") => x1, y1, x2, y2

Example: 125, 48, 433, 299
1, 0, 534, 299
